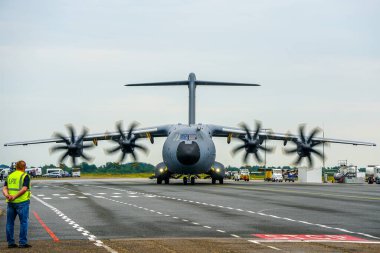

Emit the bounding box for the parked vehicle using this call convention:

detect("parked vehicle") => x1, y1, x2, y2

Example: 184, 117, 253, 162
271, 169, 283, 182
46, 168, 64, 177
366, 165, 380, 184
284, 173, 296, 182
43, 172, 62, 178
233, 171, 240, 181
239, 168, 250, 181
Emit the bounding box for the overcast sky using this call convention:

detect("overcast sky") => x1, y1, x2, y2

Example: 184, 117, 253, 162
1, 0, 379, 168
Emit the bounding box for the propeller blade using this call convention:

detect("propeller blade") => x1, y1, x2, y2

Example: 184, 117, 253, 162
253, 121, 262, 139
66, 124, 76, 143
119, 152, 127, 163
81, 153, 93, 162
284, 147, 298, 154
232, 144, 247, 154
53, 132, 70, 145
131, 151, 137, 161
311, 141, 323, 148
107, 146, 121, 154
243, 151, 249, 164
307, 128, 321, 144
82, 144, 94, 149
239, 122, 252, 140
294, 155, 303, 166
258, 145, 274, 153
76, 127, 89, 144
310, 148, 323, 159
58, 151, 70, 164
299, 125, 306, 143
254, 152, 263, 163
132, 143, 148, 154
127, 122, 139, 140
50, 145, 68, 154
116, 121, 125, 139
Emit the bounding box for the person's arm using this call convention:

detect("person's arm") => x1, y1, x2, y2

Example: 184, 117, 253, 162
2, 185, 11, 200
8, 186, 28, 201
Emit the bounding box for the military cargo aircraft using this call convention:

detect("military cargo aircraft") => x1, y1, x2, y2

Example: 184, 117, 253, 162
4, 73, 376, 185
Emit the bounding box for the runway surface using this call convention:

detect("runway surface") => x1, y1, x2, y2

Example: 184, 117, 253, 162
1, 178, 380, 252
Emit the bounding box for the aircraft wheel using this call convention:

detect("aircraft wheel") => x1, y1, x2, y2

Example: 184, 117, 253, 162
219, 178, 223, 184
183, 177, 188, 185
212, 178, 216, 184
164, 178, 170, 184
190, 177, 195, 185
157, 178, 162, 184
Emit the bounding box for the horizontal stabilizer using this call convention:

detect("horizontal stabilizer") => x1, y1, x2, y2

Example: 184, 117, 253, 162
196, 80, 260, 86
126, 80, 260, 87
125, 81, 188, 86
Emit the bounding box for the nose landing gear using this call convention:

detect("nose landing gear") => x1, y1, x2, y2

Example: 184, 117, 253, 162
183, 176, 196, 185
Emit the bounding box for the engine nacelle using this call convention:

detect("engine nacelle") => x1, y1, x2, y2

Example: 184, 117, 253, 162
155, 162, 169, 178
207, 161, 225, 179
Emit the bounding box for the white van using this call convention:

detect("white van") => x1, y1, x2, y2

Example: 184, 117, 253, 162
271, 169, 283, 182
46, 168, 64, 176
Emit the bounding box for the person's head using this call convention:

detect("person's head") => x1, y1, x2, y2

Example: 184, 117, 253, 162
16, 160, 26, 172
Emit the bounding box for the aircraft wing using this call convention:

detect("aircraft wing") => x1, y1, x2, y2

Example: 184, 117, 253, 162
4, 124, 172, 147
208, 124, 376, 146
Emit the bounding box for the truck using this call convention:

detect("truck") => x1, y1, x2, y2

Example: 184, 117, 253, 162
264, 169, 272, 182
0, 168, 11, 180
72, 168, 81, 177
25, 167, 42, 178
271, 169, 283, 182
239, 168, 250, 181
366, 165, 380, 184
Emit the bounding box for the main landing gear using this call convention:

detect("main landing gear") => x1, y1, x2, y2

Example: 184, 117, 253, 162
212, 178, 223, 184
157, 177, 170, 184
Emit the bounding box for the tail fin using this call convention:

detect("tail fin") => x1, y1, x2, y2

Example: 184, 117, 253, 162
125, 73, 260, 125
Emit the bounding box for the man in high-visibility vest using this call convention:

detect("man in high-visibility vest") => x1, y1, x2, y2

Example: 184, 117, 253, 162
2, 160, 32, 248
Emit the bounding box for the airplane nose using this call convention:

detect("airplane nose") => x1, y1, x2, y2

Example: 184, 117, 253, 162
176, 141, 200, 165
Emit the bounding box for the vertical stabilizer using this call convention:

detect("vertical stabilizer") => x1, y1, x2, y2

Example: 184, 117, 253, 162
126, 73, 260, 126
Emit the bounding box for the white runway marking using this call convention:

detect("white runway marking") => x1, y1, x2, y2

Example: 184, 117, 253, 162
42, 197, 51, 200
68, 194, 76, 196
32, 195, 118, 253
37, 194, 45, 197
53, 194, 60, 196
91, 185, 380, 241
78, 196, 88, 199
60, 197, 69, 199
111, 196, 121, 198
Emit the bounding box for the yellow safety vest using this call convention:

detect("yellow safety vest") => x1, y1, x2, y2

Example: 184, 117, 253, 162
6, 170, 31, 203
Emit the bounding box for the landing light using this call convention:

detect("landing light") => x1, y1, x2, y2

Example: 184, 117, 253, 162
216, 168, 220, 173
159, 168, 164, 173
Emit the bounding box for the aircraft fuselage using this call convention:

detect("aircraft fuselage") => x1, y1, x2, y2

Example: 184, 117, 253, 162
163, 124, 216, 175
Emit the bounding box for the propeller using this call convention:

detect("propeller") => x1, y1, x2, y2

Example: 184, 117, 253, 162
106, 121, 148, 163
50, 125, 93, 166
232, 121, 274, 164
283, 125, 324, 168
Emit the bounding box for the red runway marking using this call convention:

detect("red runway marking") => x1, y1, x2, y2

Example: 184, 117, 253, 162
33, 211, 60, 242
253, 234, 368, 241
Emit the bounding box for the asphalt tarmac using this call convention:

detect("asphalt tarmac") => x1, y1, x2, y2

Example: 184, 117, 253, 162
1, 178, 380, 252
